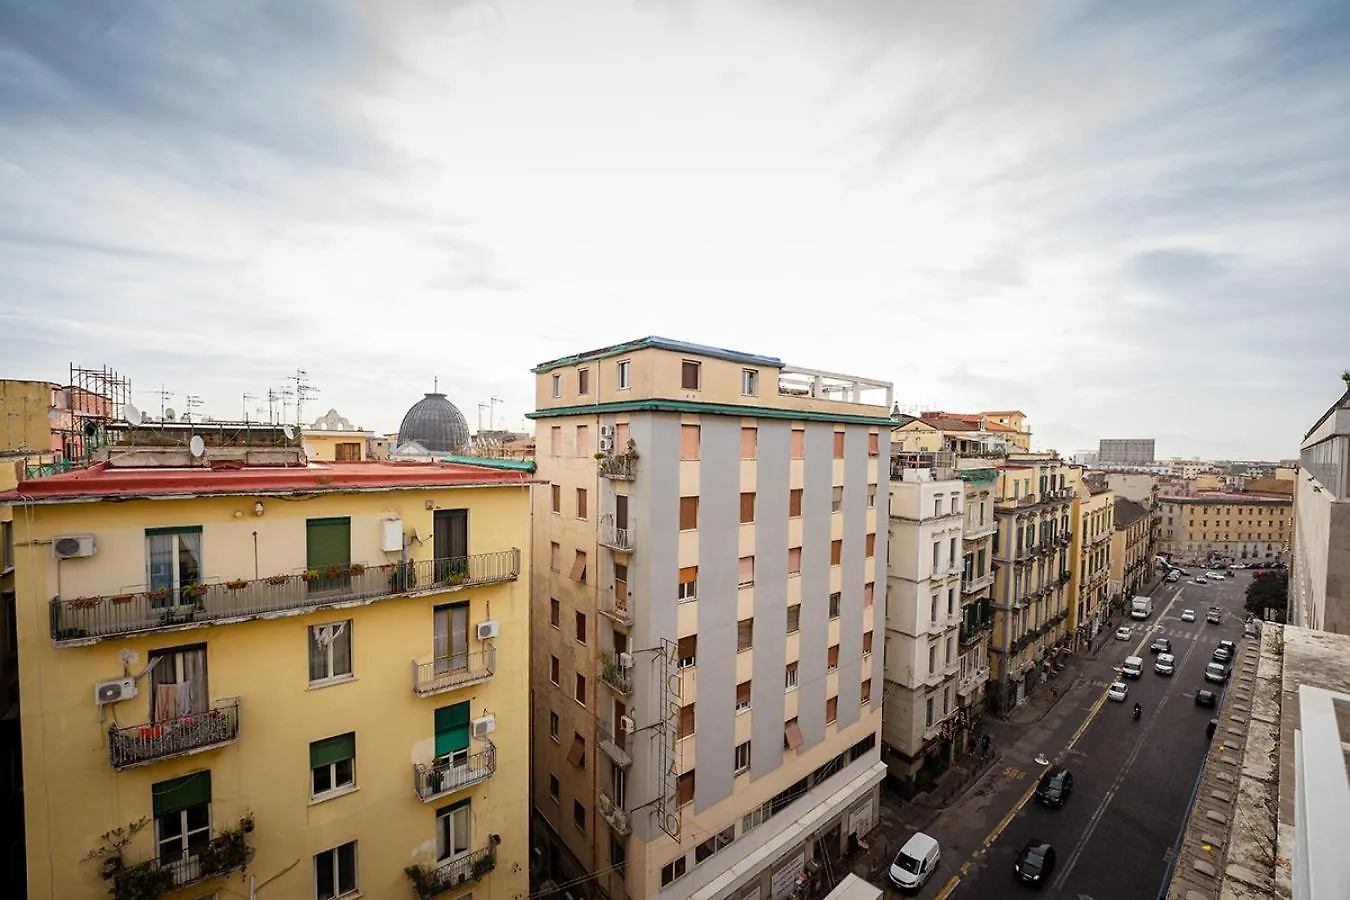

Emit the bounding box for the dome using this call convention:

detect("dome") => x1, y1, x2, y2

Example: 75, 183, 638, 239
397, 392, 470, 454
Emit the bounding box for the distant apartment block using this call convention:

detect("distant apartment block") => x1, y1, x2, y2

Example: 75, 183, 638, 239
1292, 387, 1350, 634
528, 337, 893, 900
1156, 482, 1293, 566
1097, 438, 1155, 467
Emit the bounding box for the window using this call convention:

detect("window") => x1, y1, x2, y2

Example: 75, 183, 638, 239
678, 566, 698, 601
829, 592, 841, 618
787, 546, 802, 575
740, 492, 755, 523
930, 595, 938, 622
678, 703, 696, 738
570, 550, 587, 583
833, 432, 845, 459
737, 618, 754, 651
576, 488, 588, 519
550, 426, 562, 455
863, 630, 873, 654
549, 773, 560, 800
549, 711, 559, 740
827, 645, 839, 670
786, 604, 801, 633
611, 837, 628, 875
576, 425, 589, 456
677, 771, 695, 805
550, 598, 560, 628
864, 582, 875, 607
867, 485, 876, 508
575, 673, 587, 706
550, 656, 559, 684
831, 540, 842, 565
925, 698, 934, 728
550, 484, 561, 513
315, 840, 358, 900
617, 359, 631, 389
949, 537, 957, 566
866, 533, 876, 557
947, 636, 955, 662
785, 662, 799, 689
153, 771, 211, 874
662, 856, 688, 887
826, 695, 838, 724
568, 732, 587, 767
550, 542, 560, 572
679, 496, 699, 531
575, 611, 587, 644
928, 645, 937, 674
149, 645, 208, 720
932, 542, 941, 572
935, 497, 943, 517
433, 601, 469, 675
741, 427, 757, 459
741, 368, 758, 396
832, 485, 844, 512
434, 701, 471, 762
785, 717, 804, 750
738, 556, 755, 587
681, 360, 701, 390
734, 740, 751, 773
146, 525, 203, 607
789, 488, 803, 516
948, 588, 956, 617
678, 635, 697, 668
861, 679, 872, 704
735, 681, 751, 712
311, 732, 356, 799
578, 368, 590, 395
551, 373, 561, 398
308, 621, 352, 684
681, 424, 700, 459
1, 519, 11, 571
574, 800, 587, 832
868, 432, 879, 457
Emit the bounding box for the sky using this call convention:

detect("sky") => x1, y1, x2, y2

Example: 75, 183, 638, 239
2, 0, 1347, 460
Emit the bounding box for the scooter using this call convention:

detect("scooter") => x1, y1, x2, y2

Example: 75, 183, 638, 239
1132, 703, 1142, 721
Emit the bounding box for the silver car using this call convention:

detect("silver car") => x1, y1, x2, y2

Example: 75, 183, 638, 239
1155, 653, 1175, 676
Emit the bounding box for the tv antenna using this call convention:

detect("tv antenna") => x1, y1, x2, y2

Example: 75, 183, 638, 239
141, 386, 174, 420
184, 394, 204, 422
477, 402, 489, 433
242, 393, 258, 423
266, 388, 284, 425
488, 395, 503, 431
288, 368, 318, 427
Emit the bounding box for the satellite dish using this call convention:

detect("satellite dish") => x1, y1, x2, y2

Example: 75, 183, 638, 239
303, 443, 318, 458
189, 435, 205, 458
123, 403, 141, 424
283, 424, 296, 440
164, 408, 177, 421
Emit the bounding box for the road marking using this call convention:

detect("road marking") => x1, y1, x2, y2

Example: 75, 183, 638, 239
1001, 765, 1026, 780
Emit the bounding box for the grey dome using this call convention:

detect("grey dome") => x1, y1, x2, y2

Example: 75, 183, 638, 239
397, 392, 470, 454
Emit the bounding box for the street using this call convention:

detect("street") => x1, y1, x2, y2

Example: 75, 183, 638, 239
878, 569, 1254, 900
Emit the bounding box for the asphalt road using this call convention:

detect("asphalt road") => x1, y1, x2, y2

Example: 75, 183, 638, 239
939, 571, 1251, 900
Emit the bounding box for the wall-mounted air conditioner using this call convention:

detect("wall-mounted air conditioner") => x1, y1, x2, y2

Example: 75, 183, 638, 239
53, 535, 96, 559
476, 620, 500, 641
95, 678, 137, 705
380, 518, 404, 553
600, 425, 616, 438
598, 436, 614, 453
472, 715, 496, 738
618, 651, 634, 668
619, 715, 635, 734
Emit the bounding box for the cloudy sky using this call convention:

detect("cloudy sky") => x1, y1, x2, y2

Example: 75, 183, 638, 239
2, 0, 1346, 460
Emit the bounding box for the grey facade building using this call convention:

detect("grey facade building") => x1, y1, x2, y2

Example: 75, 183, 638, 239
1292, 388, 1350, 634
1097, 438, 1155, 467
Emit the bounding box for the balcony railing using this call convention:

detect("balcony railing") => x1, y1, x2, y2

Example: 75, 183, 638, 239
597, 722, 633, 768
600, 656, 634, 695
598, 790, 632, 836
406, 846, 497, 900
961, 571, 995, 594
413, 746, 497, 802
599, 517, 635, 553
49, 550, 522, 644
110, 822, 253, 894
108, 698, 240, 770
412, 649, 496, 697
598, 454, 637, 480
959, 619, 993, 646
599, 586, 633, 627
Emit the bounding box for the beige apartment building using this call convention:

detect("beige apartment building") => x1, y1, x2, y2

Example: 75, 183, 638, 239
528, 337, 893, 900
1109, 498, 1152, 601
1072, 480, 1115, 641
988, 455, 1075, 711
1292, 387, 1350, 634
1157, 485, 1293, 566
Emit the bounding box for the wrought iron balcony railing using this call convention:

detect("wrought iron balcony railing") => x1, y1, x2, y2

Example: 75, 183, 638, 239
50, 550, 521, 644
108, 821, 253, 894
108, 698, 240, 770
599, 656, 634, 695
406, 846, 497, 899
959, 619, 994, 646
598, 455, 637, 480
412, 649, 496, 697
961, 571, 995, 594
413, 746, 497, 802
598, 586, 633, 627
598, 517, 635, 553
597, 721, 632, 768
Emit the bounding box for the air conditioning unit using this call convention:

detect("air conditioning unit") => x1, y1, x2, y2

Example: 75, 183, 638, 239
472, 715, 496, 738
476, 620, 500, 641
598, 436, 615, 453
617, 651, 634, 668
95, 677, 137, 705
619, 714, 635, 735
53, 535, 96, 559
600, 425, 616, 438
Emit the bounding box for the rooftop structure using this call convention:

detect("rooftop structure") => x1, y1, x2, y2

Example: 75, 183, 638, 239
397, 389, 472, 455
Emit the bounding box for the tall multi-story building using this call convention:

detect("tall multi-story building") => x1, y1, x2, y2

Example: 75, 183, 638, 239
1097, 439, 1155, 467
988, 455, 1074, 711
954, 464, 997, 720
1156, 485, 1293, 566
1071, 478, 1115, 642
1109, 498, 1153, 601
0, 454, 21, 897
3, 437, 533, 900
527, 337, 892, 900
1292, 387, 1350, 634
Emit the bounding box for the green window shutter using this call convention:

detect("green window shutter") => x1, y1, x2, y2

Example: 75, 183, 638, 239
152, 770, 211, 817
145, 526, 204, 537
310, 732, 356, 770
306, 518, 351, 570
434, 702, 471, 757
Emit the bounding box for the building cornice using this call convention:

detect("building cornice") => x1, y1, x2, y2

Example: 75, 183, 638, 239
526, 398, 894, 426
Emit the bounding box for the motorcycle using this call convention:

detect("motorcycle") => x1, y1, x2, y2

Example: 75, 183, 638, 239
1132, 703, 1142, 721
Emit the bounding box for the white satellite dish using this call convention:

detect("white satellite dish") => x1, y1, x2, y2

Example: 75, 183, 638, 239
164, 408, 177, 421
283, 424, 296, 440
303, 443, 318, 458
189, 435, 205, 458
123, 402, 141, 424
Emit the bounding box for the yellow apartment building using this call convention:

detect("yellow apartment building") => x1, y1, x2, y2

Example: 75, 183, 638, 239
3, 441, 533, 900
1071, 480, 1115, 643
528, 337, 892, 900
1, 453, 20, 900
1110, 498, 1153, 601
989, 455, 1074, 711
302, 408, 388, 461
1157, 485, 1293, 566
892, 412, 1029, 456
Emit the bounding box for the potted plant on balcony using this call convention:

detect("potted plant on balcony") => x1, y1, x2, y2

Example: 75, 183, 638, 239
183, 583, 208, 600
472, 852, 496, 879
226, 578, 249, 590
405, 864, 438, 900
110, 593, 134, 605
322, 564, 345, 580
264, 573, 290, 586
301, 569, 321, 584
348, 563, 366, 577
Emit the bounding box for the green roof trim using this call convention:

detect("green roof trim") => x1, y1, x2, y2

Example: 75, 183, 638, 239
956, 468, 999, 483
439, 455, 537, 473
526, 398, 893, 426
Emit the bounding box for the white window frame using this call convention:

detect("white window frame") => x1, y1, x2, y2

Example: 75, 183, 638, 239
311, 737, 356, 801
735, 682, 751, 712
156, 801, 211, 876
734, 740, 751, 773
308, 621, 353, 686
828, 592, 841, 619
785, 663, 799, 690
551, 373, 561, 398
436, 803, 472, 862
616, 359, 631, 390
741, 368, 758, 396
677, 578, 698, 602
314, 841, 358, 900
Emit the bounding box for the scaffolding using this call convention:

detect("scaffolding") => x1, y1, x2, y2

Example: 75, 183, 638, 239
62, 363, 132, 462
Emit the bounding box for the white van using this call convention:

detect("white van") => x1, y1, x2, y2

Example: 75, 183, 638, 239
889, 832, 941, 891
1121, 656, 1144, 680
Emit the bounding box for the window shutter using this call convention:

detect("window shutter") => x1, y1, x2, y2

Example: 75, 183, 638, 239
306, 517, 351, 570
434, 702, 471, 756
678, 566, 697, 584
310, 733, 356, 769
152, 770, 211, 817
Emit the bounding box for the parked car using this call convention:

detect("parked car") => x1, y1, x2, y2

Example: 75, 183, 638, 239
1165, 570, 1181, 583
1013, 840, 1057, 886
1230, 563, 1247, 569
1034, 766, 1074, 808
1218, 639, 1236, 655
1205, 662, 1229, 683
1196, 689, 1218, 708
889, 832, 941, 892
1193, 576, 1209, 585
1181, 608, 1196, 622
1207, 718, 1219, 738
1115, 626, 1133, 641
1150, 637, 1172, 654
1155, 653, 1175, 676
1107, 681, 1129, 702
1206, 571, 1227, 580
1213, 646, 1232, 664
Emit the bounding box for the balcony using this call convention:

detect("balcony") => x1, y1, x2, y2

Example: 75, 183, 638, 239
964, 520, 998, 539
49, 550, 522, 645
599, 517, 635, 553
959, 619, 993, 647
106, 821, 253, 895
412, 649, 497, 697
599, 586, 634, 628
598, 790, 632, 836
413, 746, 497, 802
598, 454, 637, 480
108, 698, 240, 770
597, 722, 633, 768
600, 654, 634, 696
961, 571, 995, 594
406, 846, 497, 900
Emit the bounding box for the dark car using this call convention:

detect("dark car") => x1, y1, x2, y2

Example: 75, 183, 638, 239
1218, 639, 1237, 655
1013, 840, 1056, 885
1150, 637, 1172, 654
1207, 718, 1218, 739
1034, 766, 1073, 808
1196, 689, 1218, 708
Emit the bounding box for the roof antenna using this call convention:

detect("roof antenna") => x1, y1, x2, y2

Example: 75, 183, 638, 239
434, 376, 438, 393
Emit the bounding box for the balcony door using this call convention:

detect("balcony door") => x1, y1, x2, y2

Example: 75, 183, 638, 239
434, 602, 469, 674
149, 645, 208, 721
434, 509, 469, 581
146, 527, 202, 609
614, 494, 629, 531
306, 517, 351, 594
153, 771, 211, 880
